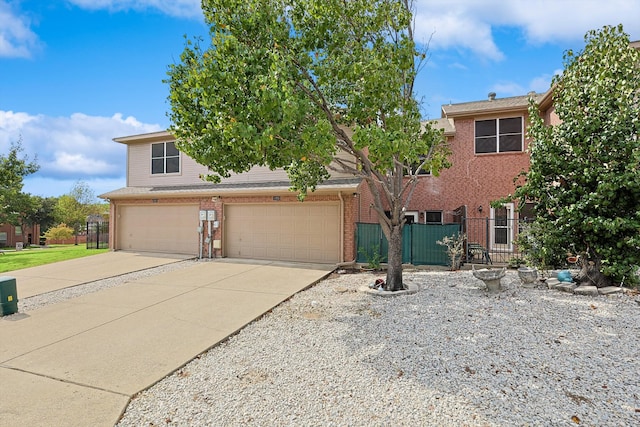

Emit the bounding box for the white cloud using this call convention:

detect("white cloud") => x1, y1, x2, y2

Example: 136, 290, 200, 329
67, 0, 202, 18
0, 110, 163, 185
0, 1, 41, 58
414, 0, 640, 59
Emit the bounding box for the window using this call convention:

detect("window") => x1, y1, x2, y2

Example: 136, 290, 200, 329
475, 117, 523, 154
409, 156, 432, 175
425, 211, 443, 224
15, 226, 22, 236
151, 142, 180, 174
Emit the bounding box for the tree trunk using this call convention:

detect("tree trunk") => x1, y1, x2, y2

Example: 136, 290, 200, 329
575, 256, 613, 288
384, 223, 404, 291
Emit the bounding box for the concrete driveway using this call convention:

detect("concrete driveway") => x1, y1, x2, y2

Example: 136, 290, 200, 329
9, 251, 193, 298
0, 254, 333, 427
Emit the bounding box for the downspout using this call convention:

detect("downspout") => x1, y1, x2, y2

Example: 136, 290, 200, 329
338, 191, 344, 263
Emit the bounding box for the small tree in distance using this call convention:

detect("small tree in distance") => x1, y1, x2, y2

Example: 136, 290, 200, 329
166, 0, 450, 291
54, 181, 101, 245
515, 25, 640, 287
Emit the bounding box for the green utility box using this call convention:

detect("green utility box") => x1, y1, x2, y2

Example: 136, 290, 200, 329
0, 276, 19, 316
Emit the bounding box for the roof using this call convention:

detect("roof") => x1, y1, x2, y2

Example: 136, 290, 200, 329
113, 130, 173, 144
429, 118, 455, 136
441, 92, 548, 118
99, 178, 362, 200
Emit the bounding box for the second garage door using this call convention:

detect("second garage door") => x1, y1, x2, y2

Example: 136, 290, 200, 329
117, 204, 199, 255
224, 203, 340, 263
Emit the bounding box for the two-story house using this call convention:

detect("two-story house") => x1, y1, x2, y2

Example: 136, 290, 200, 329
101, 90, 554, 264
100, 131, 361, 263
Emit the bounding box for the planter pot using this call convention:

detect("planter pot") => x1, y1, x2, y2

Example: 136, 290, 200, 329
518, 267, 538, 288
472, 266, 506, 294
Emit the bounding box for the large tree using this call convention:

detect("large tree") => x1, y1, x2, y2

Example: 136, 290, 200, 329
518, 25, 640, 287
166, 0, 449, 290
54, 181, 100, 245
0, 139, 39, 225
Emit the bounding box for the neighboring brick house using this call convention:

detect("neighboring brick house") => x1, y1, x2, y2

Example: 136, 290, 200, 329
101, 91, 554, 263
356, 91, 553, 256
0, 223, 40, 247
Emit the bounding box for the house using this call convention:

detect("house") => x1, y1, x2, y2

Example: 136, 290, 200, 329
0, 223, 40, 248
100, 131, 361, 263
356, 91, 555, 259
101, 91, 555, 264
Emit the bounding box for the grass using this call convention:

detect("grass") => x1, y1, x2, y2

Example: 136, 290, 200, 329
0, 245, 109, 273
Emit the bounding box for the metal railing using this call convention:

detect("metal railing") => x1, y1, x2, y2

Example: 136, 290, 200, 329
461, 217, 532, 265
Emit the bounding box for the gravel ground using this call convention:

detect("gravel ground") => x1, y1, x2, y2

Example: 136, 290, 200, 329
107, 268, 640, 427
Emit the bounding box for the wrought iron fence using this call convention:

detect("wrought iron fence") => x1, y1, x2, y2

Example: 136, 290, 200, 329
86, 220, 109, 249
461, 217, 533, 265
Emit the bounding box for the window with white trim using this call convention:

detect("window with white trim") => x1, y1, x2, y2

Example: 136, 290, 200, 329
151, 142, 180, 174
475, 117, 523, 154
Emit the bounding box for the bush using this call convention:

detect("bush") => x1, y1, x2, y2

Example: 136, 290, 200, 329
45, 223, 74, 241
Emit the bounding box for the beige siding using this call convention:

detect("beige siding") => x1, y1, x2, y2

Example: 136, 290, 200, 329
126, 141, 356, 188
127, 143, 209, 187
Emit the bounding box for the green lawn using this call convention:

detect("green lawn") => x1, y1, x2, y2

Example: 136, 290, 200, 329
0, 245, 109, 273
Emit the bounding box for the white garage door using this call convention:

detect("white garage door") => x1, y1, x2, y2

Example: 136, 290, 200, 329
224, 203, 340, 263
117, 204, 199, 255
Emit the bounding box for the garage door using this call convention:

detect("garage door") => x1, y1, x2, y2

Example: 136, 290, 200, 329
224, 203, 340, 263
117, 204, 199, 255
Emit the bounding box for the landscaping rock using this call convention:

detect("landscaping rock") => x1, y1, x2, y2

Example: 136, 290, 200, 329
555, 282, 577, 293
545, 278, 560, 289
598, 286, 623, 295
574, 286, 599, 296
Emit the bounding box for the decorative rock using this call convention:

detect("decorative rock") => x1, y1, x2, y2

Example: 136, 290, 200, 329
574, 286, 599, 296
545, 278, 561, 289
598, 286, 623, 295
556, 283, 578, 293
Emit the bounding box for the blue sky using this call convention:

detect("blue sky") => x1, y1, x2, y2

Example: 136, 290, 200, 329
1, 0, 639, 200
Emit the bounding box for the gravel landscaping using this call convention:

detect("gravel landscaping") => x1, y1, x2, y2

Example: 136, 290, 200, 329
109, 267, 639, 427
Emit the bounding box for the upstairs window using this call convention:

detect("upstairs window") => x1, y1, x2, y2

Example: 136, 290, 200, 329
151, 142, 180, 174
475, 117, 523, 154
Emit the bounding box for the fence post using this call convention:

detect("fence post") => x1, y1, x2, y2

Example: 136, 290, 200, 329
485, 217, 490, 259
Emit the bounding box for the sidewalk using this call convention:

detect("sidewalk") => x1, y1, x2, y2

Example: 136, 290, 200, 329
0, 258, 333, 427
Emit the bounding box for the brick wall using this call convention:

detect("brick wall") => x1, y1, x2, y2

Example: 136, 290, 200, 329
357, 116, 533, 224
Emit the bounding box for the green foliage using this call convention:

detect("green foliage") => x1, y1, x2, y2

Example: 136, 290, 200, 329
45, 223, 74, 241
358, 244, 383, 270
514, 25, 640, 286
54, 181, 101, 237
436, 233, 465, 271
0, 139, 39, 225
166, 0, 450, 291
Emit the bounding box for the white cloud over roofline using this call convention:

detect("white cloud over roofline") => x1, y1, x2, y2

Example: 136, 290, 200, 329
0, 110, 163, 180
414, 0, 640, 59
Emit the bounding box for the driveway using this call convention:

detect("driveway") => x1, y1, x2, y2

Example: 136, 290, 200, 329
0, 255, 333, 427
10, 251, 193, 298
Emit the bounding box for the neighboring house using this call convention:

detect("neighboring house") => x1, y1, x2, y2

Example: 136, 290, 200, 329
357, 91, 555, 256
101, 91, 555, 263
0, 223, 40, 247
